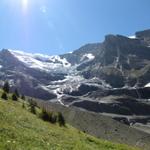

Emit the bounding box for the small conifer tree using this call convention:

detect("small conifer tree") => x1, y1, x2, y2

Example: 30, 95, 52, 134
22, 102, 25, 109
48, 112, 53, 123
3, 81, 10, 93
1, 92, 8, 100
30, 104, 36, 114
21, 94, 25, 100
28, 99, 36, 114
14, 88, 19, 97
57, 112, 65, 126
12, 93, 18, 101
40, 109, 49, 121
51, 113, 57, 124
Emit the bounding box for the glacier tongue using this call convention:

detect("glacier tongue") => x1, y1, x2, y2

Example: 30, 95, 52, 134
6, 49, 110, 104
9, 49, 71, 72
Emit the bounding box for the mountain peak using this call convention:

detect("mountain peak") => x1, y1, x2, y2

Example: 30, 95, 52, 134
1, 48, 11, 54
104, 34, 138, 42
135, 29, 150, 46
136, 29, 150, 37
0, 48, 20, 63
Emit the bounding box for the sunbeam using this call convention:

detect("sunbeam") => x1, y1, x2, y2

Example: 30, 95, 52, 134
22, 0, 28, 13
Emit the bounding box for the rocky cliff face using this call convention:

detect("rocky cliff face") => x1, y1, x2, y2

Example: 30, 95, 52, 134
76, 34, 150, 88
136, 29, 150, 46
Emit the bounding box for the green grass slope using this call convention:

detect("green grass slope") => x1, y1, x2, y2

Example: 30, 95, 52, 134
0, 96, 139, 150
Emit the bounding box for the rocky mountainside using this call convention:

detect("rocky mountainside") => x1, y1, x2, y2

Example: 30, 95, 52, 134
82, 35, 150, 87
0, 29, 150, 128
136, 29, 150, 46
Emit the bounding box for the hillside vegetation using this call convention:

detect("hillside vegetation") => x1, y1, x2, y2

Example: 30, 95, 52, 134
0, 91, 140, 150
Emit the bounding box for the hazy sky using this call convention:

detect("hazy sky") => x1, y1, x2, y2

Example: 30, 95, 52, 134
0, 0, 150, 55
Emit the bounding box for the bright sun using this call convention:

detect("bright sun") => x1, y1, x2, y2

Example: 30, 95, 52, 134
22, 0, 28, 13
22, 0, 28, 6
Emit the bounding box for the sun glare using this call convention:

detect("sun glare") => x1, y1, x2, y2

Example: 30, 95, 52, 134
22, 0, 28, 12
22, 0, 28, 6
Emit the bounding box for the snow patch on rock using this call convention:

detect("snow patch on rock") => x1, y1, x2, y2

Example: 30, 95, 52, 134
145, 83, 150, 87
81, 53, 95, 61
128, 35, 136, 39
0, 65, 3, 69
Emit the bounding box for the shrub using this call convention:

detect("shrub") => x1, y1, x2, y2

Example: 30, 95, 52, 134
3, 81, 9, 93
47, 112, 53, 122
12, 93, 18, 101
40, 110, 57, 124
28, 99, 37, 107
21, 94, 25, 100
1, 92, 8, 100
29, 105, 36, 114
28, 99, 36, 114
40, 109, 49, 121
14, 88, 19, 97
22, 102, 25, 109
57, 112, 65, 126
51, 113, 57, 124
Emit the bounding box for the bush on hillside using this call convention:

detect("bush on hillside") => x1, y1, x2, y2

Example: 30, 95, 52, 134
47, 112, 53, 122
29, 104, 36, 114
51, 113, 57, 124
57, 112, 65, 126
12, 93, 18, 101
14, 88, 19, 97
3, 81, 10, 93
28, 99, 36, 114
28, 99, 37, 107
22, 102, 25, 109
1, 92, 8, 100
21, 94, 25, 100
40, 110, 57, 124
40, 109, 49, 121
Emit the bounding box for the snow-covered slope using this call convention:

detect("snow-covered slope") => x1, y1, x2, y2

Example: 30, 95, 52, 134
9, 50, 71, 72
1, 49, 108, 103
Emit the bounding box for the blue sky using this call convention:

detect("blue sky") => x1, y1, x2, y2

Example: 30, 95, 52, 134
0, 0, 150, 55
